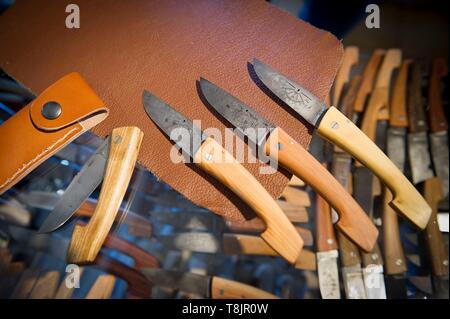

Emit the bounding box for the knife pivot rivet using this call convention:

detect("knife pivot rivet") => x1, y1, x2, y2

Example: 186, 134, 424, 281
277, 143, 283, 150
330, 121, 339, 130
289, 140, 294, 145
205, 153, 213, 161
371, 254, 378, 261
443, 260, 449, 266
41, 101, 62, 120
395, 259, 403, 266
327, 239, 334, 245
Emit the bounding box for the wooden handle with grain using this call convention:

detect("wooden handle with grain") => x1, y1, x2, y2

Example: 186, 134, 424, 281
265, 127, 377, 252
67, 127, 143, 264
390, 60, 412, 128
318, 106, 431, 229
210, 276, 279, 299
333, 46, 359, 106
337, 230, 362, 267
28, 271, 60, 299
428, 58, 449, 133
315, 179, 338, 252
54, 268, 85, 299
361, 243, 383, 267
382, 188, 407, 275
194, 137, 302, 264
280, 186, 311, 207
85, 274, 116, 299
354, 49, 385, 113
423, 177, 449, 276
222, 233, 316, 270
276, 201, 309, 223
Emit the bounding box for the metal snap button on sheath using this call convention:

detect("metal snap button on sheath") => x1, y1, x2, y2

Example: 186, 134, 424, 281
41, 101, 62, 120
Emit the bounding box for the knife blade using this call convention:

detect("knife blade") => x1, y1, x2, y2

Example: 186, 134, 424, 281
142, 90, 302, 264
157, 232, 316, 271
407, 63, 434, 184
315, 175, 340, 299
199, 78, 377, 252
428, 58, 449, 198
251, 58, 431, 230
39, 137, 110, 233
140, 268, 278, 299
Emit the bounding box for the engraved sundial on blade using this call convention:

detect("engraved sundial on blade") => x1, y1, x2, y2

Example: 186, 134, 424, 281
281, 79, 313, 108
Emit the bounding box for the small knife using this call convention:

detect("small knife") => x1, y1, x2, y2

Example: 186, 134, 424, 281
428, 58, 449, 200
142, 90, 302, 264
199, 78, 377, 252
141, 268, 278, 299
315, 174, 340, 299
332, 46, 359, 106
407, 63, 434, 184
157, 232, 316, 271
251, 58, 431, 230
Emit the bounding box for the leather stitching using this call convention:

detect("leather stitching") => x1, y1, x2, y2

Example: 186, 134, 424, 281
0, 127, 79, 190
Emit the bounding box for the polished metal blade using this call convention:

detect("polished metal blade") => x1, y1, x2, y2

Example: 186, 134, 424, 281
362, 264, 387, 299
387, 127, 407, 171
156, 232, 222, 253
317, 250, 341, 299
342, 264, 367, 299
408, 132, 434, 184
199, 78, 274, 147
39, 137, 110, 233
252, 59, 327, 127
142, 90, 207, 158
353, 167, 374, 216
140, 268, 210, 297
430, 131, 449, 197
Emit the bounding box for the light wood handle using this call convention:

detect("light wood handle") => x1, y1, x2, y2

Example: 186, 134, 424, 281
28, 271, 60, 299
276, 201, 309, 223
429, 58, 449, 133
211, 276, 279, 299
390, 60, 412, 127
316, 184, 338, 252
333, 46, 359, 106
318, 106, 431, 229
85, 274, 116, 299
265, 128, 377, 252
288, 175, 305, 187
280, 186, 311, 207
423, 177, 449, 276
54, 268, 85, 299
354, 49, 385, 112
194, 137, 302, 264
382, 188, 407, 275
222, 233, 316, 270
67, 127, 143, 264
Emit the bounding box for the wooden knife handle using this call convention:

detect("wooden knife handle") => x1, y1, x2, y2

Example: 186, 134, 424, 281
318, 106, 431, 229
337, 230, 362, 267
382, 188, 407, 275
408, 63, 428, 133
354, 49, 385, 113
429, 58, 449, 133
423, 177, 449, 277
67, 126, 143, 264
210, 276, 279, 299
265, 127, 377, 252
315, 182, 338, 252
280, 186, 311, 207
222, 233, 316, 270
28, 271, 60, 299
275, 201, 309, 223
85, 274, 116, 299
54, 268, 85, 299
333, 46, 359, 106
340, 75, 362, 120
361, 243, 383, 267
390, 60, 412, 128
194, 137, 302, 264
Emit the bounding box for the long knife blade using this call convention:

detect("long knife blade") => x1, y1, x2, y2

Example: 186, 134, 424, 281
38, 137, 110, 233
317, 250, 340, 299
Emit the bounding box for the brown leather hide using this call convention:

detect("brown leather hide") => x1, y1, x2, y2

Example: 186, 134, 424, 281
0, 0, 342, 221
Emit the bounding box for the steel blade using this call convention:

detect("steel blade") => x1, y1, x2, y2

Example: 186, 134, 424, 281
142, 90, 207, 158
18, 191, 61, 210
156, 232, 222, 253
141, 268, 210, 297
385, 274, 408, 299
317, 250, 341, 299
199, 78, 274, 147
362, 264, 387, 299
353, 167, 374, 216
252, 59, 327, 127
39, 137, 110, 233
408, 132, 434, 184
430, 131, 449, 196
387, 127, 407, 171
342, 264, 367, 299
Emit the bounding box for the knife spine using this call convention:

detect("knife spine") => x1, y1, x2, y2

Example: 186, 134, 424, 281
67, 126, 143, 264
317, 106, 431, 229
265, 127, 377, 252
193, 136, 302, 264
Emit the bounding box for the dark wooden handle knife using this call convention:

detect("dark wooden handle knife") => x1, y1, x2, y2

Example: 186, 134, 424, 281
429, 58, 448, 133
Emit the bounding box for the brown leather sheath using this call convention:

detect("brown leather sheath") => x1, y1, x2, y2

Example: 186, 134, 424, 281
0, 73, 108, 194
0, 0, 342, 221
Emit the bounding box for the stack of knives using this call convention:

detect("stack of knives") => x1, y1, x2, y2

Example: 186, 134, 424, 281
0, 51, 447, 299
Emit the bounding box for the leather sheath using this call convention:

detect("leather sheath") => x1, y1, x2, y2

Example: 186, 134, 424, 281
0, 73, 108, 194
0, 0, 343, 221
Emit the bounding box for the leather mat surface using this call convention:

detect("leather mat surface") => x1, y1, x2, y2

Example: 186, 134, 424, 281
0, 0, 342, 221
